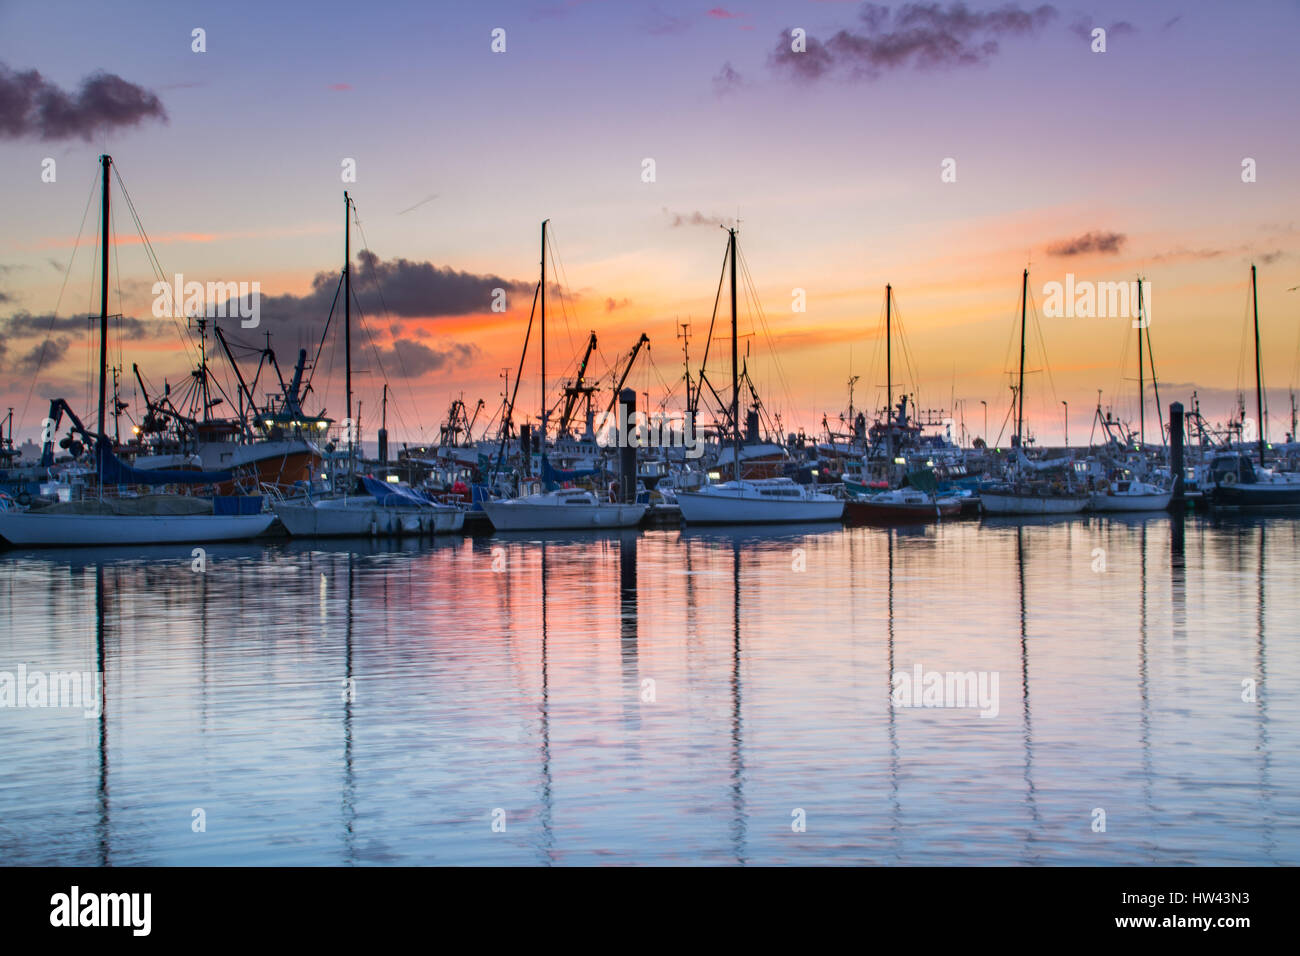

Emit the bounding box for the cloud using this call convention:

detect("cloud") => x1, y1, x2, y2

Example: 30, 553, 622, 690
1163, 15, 1182, 30
222, 252, 533, 349
0, 63, 166, 141
4, 337, 70, 373
1259, 249, 1284, 265
713, 62, 744, 95
369, 339, 479, 379
1, 311, 160, 340
708, 6, 746, 18
770, 2, 1058, 82
1068, 18, 1136, 40
328, 83, 352, 91
1046, 230, 1126, 256
664, 208, 727, 228
604, 297, 630, 312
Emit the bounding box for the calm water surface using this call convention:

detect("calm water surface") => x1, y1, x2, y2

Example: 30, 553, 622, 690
1, 514, 1296, 865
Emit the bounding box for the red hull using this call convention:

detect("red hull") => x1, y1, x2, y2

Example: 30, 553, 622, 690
844, 499, 960, 525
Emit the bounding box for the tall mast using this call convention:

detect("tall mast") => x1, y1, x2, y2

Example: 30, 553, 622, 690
97, 155, 111, 444
729, 227, 740, 481
1252, 264, 1265, 465
1137, 278, 1144, 446
344, 191, 353, 447
541, 219, 549, 460
1016, 268, 1027, 446
885, 283, 892, 457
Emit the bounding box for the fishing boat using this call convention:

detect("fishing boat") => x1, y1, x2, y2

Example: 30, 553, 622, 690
979, 269, 1088, 516
480, 220, 647, 531
1207, 266, 1300, 509
274, 473, 464, 537
0, 156, 274, 547
675, 228, 842, 525
844, 487, 961, 524
1089, 478, 1173, 512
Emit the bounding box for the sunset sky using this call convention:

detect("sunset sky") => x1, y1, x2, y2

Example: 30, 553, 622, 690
2, 0, 1299, 448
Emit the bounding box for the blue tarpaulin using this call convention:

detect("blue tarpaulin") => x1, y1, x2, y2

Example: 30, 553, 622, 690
359, 475, 435, 507
96, 436, 233, 486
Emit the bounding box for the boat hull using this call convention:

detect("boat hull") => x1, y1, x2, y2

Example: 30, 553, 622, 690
1209, 483, 1300, 509
480, 501, 647, 531
979, 491, 1089, 515
0, 512, 273, 547
676, 491, 844, 525
274, 500, 464, 536
1090, 491, 1173, 512
844, 499, 960, 524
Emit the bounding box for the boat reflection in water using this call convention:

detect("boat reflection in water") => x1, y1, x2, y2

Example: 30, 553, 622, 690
0, 515, 1294, 865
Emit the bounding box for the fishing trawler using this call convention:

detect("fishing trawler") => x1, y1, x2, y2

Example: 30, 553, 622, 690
0, 156, 273, 547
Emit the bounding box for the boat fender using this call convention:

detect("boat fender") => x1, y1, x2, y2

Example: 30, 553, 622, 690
608, 481, 619, 503
1221, 472, 1237, 485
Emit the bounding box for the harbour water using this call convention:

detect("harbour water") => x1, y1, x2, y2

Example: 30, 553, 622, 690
1, 514, 1296, 865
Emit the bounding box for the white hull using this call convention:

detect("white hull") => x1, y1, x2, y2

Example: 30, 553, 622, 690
274, 499, 464, 537
980, 491, 1089, 515
676, 490, 844, 525
0, 511, 273, 547
1089, 491, 1172, 512
481, 500, 647, 531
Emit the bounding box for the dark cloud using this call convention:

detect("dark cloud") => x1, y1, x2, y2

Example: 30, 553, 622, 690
1, 311, 159, 339
664, 208, 727, 228
1046, 230, 1126, 256
369, 339, 479, 379
713, 62, 744, 95
1163, 15, 1181, 30
605, 297, 630, 312
1259, 250, 1283, 265
1068, 18, 1136, 40
247, 251, 533, 340
5, 337, 70, 373
770, 3, 1058, 82
0, 63, 166, 141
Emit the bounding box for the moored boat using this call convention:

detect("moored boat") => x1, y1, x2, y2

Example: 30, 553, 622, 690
844, 488, 960, 524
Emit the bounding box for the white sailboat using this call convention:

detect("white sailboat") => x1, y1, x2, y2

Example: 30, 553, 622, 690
676, 227, 843, 526
0, 156, 274, 548
480, 220, 647, 532
979, 268, 1088, 517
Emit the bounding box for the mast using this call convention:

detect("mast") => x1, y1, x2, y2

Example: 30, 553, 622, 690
97, 155, 111, 446
1016, 268, 1027, 447
1137, 278, 1144, 446
344, 191, 353, 448
1251, 264, 1265, 465
885, 283, 892, 458
729, 227, 740, 481
540, 219, 549, 465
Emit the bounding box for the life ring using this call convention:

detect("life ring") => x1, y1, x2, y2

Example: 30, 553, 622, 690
1221, 472, 1237, 485
16, 491, 32, 506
